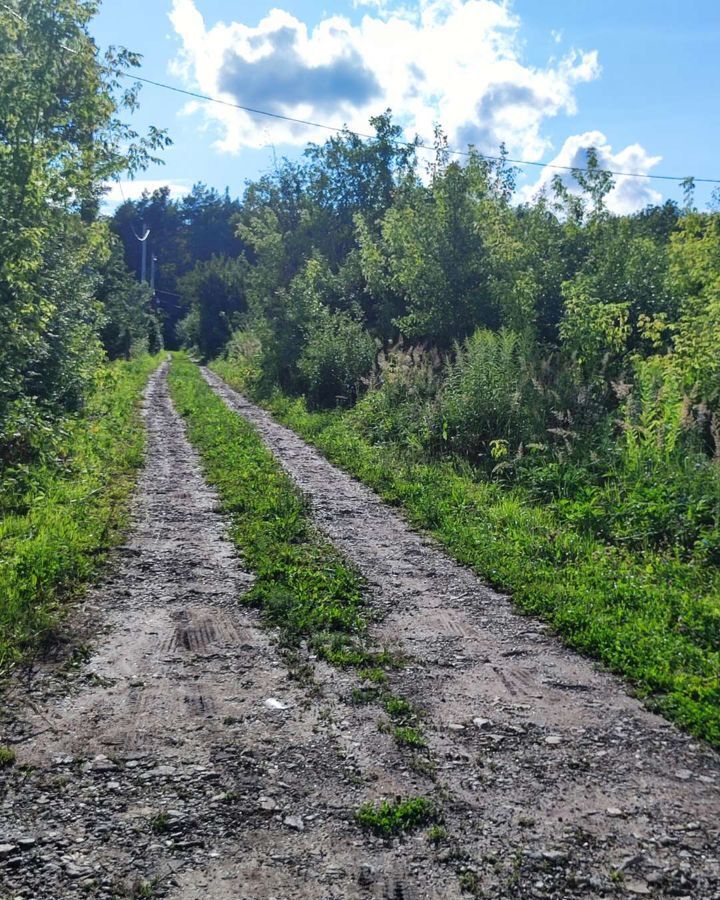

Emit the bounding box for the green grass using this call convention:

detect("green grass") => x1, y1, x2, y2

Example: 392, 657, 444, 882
0, 746, 16, 768
0, 355, 161, 674
167, 355, 383, 668
383, 695, 418, 722
355, 796, 438, 836
211, 359, 720, 748
392, 725, 427, 749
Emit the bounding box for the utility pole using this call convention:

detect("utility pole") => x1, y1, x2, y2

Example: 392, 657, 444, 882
150, 252, 157, 291
140, 221, 148, 283
132, 222, 151, 281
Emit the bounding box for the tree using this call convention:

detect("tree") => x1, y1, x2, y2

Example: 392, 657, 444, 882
177, 256, 247, 360
97, 239, 162, 359
0, 0, 168, 463
359, 148, 505, 346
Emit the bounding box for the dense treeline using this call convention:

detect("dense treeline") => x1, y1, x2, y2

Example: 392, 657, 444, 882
114, 115, 720, 568
0, 0, 166, 480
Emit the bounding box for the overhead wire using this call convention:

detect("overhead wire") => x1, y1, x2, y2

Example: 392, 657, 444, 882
111, 70, 720, 186
2, 0, 718, 187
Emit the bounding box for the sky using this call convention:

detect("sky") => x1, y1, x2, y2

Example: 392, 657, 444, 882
92, 0, 720, 212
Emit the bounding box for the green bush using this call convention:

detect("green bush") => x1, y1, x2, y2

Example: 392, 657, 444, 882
298, 311, 375, 408
439, 328, 544, 460
351, 343, 442, 452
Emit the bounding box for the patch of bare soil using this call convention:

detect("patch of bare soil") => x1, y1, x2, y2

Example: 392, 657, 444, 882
204, 367, 720, 899
0, 364, 463, 900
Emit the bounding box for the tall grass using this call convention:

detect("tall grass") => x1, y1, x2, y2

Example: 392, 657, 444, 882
0, 355, 160, 673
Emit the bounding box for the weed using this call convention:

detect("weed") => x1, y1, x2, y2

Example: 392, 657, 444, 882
392, 726, 427, 749
383, 695, 417, 722
426, 824, 448, 845
0, 746, 16, 768
67, 644, 92, 669
458, 870, 481, 894
350, 687, 380, 704
358, 667, 388, 685
130, 879, 160, 898
150, 812, 170, 834
409, 753, 437, 777
355, 796, 438, 836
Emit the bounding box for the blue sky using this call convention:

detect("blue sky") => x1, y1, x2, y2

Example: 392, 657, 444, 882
92, 0, 720, 211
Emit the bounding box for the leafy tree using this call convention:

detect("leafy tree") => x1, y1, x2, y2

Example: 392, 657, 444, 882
177, 256, 247, 360
97, 239, 161, 359
359, 149, 506, 345
0, 0, 168, 464
669, 212, 720, 421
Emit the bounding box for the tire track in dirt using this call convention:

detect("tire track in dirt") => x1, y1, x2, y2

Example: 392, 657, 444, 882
204, 367, 720, 899
0, 363, 463, 900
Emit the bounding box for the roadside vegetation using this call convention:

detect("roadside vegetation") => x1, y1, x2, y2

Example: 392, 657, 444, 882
0, 355, 160, 673
0, 0, 168, 670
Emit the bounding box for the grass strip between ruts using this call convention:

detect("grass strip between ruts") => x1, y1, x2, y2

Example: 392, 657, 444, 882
0, 354, 162, 674
168, 354, 385, 670
170, 355, 439, 836
210, 358, 720, 749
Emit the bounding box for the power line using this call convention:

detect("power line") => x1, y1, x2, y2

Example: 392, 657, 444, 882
113, 69, 720, 186
2, 0, 717, 188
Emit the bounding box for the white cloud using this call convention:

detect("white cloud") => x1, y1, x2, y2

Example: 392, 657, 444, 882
518, 131, 663, 214
168, 0, 600, 160
102, 179, 191, 207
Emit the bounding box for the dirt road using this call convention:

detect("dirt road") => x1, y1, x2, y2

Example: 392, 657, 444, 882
1, 361, 719, 899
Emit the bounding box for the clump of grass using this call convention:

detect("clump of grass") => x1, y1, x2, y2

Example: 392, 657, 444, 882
409, 753, 437, 776
355, 796, 438, 836
358, 667, 388, 685
426, 824, 448, 845
129, 878, 160, 898
351, 687, 380, 705
0, 746, 16, 768
0, 355, 161, 674
458, 870, 481, 894
383, 695, 418, 722
393, 725, 427, 749
149, 812, 170, 834
378, 694, 427, 749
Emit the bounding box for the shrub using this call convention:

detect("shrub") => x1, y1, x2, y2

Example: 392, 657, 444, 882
438, 328, 544, 460
351, 343, 442, 451
298, 311, 375, 408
